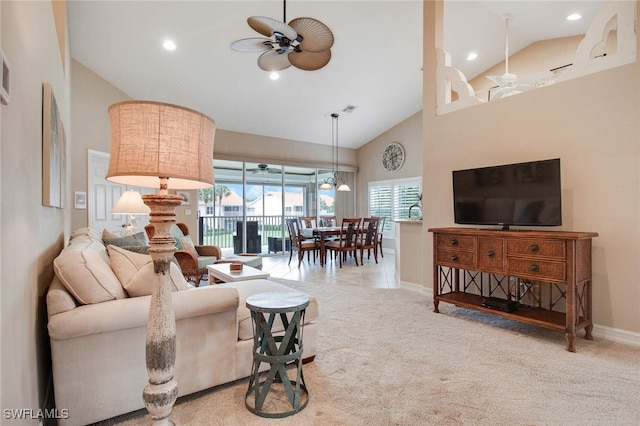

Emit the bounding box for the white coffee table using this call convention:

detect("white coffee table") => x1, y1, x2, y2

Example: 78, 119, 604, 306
207, 263, 270, 283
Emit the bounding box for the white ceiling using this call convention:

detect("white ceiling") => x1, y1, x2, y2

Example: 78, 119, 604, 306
68, 1, 607, 149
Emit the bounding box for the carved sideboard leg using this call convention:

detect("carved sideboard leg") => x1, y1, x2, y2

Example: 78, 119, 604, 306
565, 332, 576, 353
584, 324, 594, 340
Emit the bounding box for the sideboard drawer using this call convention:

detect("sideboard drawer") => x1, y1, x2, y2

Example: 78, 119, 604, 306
435, 234, 476, 251
507, 258, 566, 281
436, 250, 476, 268
507, 239, 565, 259
477, 237, 505, 272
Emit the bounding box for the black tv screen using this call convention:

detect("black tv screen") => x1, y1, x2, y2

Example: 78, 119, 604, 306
452, 158, 562, 229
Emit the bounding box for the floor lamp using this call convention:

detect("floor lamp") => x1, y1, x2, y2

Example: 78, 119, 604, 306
106, 100, 215, 425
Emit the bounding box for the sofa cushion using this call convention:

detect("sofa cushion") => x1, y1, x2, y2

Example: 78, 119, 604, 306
198, 256, 218, 269
53, 241, 127, 305
216, 279, 319, 341
102, 228, 119, 238
108, 245, 191, 297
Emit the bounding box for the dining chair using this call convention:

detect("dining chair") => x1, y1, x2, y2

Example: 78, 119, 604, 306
299, 216, 317, 229
319, 215, 337, 227
285, 218, 319, 267
358, 217, 380, 264
325, 218, 362, 268
299, 216, 318, 242
372, 216, 386, 258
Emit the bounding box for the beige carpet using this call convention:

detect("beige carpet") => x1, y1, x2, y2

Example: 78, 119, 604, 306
102, 279, 640, 426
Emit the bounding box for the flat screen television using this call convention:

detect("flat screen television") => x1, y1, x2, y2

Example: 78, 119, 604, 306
452, 158, 562, 229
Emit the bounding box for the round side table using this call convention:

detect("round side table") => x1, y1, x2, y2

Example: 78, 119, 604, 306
245, 291, 310, 418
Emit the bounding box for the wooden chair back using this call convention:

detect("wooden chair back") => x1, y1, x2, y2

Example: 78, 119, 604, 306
339, 218, 362, 248
299, 216, 317, 230
319, 215, 337, 227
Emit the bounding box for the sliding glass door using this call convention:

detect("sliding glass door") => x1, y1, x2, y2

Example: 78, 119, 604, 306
199, 160, 327, 256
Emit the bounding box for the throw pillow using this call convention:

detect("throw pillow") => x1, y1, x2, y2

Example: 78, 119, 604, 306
179, 235, 198, 256
102, 232, 146, 249
170, 225, 185, 250
120, 246, 149, 254
107, 245, 191, 297
54, 245, 127, 304
102, 229, 119, 238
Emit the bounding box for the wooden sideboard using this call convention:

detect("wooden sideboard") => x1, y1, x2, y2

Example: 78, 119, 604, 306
428, 227, 598, 352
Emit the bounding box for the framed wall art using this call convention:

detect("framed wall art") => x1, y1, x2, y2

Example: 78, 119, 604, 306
42, 83, 66, 208
176, 190, 191, 206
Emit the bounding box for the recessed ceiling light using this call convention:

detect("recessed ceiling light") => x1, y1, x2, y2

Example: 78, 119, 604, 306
269, 72, 280, 80
162, 40, 176, 51
567, 13, 581, 21
467, 52, 478, 61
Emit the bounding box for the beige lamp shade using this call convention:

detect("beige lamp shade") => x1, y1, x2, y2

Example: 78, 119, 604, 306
111, 190, 151, 214
107, 100, 215, 189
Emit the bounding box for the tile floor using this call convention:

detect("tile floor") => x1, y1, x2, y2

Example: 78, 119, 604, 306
228, 247, 399, 289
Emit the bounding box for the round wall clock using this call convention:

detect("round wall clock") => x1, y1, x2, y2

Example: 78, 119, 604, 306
381, 142, 405, 173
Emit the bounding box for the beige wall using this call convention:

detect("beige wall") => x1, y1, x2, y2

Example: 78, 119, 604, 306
422, 1, 640, 335
356, 111, 423, 215
70, 60, 130, 230
1, 0, 71, 418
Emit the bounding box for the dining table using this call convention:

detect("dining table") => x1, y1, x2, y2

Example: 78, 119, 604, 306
300, 226, 341, 266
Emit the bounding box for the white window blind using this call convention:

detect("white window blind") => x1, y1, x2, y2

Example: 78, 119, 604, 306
394, 183, 422, 220
368, 177, 421, 238
369, 184, 392, 232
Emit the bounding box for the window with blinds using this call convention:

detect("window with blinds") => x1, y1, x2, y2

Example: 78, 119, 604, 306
368, 177, 421, 238
369, 185, 392, 232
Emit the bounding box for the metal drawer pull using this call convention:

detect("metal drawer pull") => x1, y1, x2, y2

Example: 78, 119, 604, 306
451, 239, 458, 246
530, 244, 539, 252
450, 255, 458, 262
487, 250, 494, 258
529, 264, 539, 272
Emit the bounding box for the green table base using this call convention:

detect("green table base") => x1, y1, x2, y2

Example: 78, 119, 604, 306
245, 292, 310, 418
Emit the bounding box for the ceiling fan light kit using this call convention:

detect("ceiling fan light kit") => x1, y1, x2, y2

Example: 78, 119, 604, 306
231, 1, 334, 72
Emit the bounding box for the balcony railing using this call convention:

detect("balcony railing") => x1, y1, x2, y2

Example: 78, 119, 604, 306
198, 215, 296, 254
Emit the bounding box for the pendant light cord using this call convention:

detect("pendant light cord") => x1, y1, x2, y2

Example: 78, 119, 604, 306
331, 113, 339, 181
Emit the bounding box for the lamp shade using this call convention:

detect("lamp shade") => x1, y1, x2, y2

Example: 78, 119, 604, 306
107, 101, 215, 189
337, 183, 351, 192
111, 190, 151, 214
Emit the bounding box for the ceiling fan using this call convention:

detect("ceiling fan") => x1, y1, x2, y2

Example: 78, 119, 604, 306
486, 15, 555, 100
250, 163, 282, 175
230, 0, 334, 72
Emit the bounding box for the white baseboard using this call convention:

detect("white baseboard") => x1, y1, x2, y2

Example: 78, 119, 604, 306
399, 284, 640, 348
592, 323, 640, 348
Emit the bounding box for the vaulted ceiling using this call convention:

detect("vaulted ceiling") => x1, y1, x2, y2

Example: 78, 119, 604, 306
68, 1, 606, 149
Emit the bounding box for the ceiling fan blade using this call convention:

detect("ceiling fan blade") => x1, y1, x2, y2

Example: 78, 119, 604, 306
288, 17, 334, 53
248, 16, 297, 40
230, 38, 272, 53
289, 49, 331, 71
257, 50, 292, 71
486, 72, 517, 87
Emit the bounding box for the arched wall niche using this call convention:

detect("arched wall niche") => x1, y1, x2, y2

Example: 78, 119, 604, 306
437, 0, 637, 115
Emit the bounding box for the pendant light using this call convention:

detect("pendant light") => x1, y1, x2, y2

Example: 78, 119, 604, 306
319, 113, 350, 191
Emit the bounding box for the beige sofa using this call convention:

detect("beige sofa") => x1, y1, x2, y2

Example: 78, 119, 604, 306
46, 228, 318, 426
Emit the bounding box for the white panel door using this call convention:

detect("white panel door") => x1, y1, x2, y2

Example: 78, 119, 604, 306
88, 149, 154, 235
